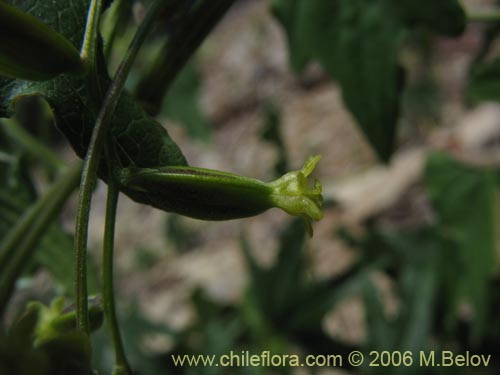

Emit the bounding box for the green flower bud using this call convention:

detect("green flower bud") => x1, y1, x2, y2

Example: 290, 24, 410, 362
120, 155, 323, 235
28, 297, 103, 347
0, 2, 84, 81
12, 298, 99, 375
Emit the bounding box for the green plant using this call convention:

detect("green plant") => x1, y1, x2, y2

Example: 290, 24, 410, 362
1, 0, 499, 374
0, 0, 322, 372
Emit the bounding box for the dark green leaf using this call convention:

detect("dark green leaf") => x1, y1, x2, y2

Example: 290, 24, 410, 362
0, 306, 49, 375
27, 300, 93, 375
0, 127, 98, 295
270, 0, 315, 72
261, 101, 288, 176
287, 261, 368, 331
424, 152, 498, 338
272, 0, 404, 161
243, 219, 307, 320
361, 232, 441, 375
0, 1, 84, 81
0, 0, 188, 211
272, 0, 465, 161
467, 58, 500, 103
243, 218, 368, 343
1, 299, 99, 375
391, 0, 465, 37
326, 0, 404, 162
363, 276, 393, 351
394, 235, 441, 353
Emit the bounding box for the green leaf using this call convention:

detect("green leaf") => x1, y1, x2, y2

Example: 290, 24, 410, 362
0, 306, 49, 375
288, 260, 371, 332
0, 0, 187, 210
242, 218, 365, 338
424, 152, 498, 338
272, 0, 465, 161
362, 276, 393, 351
361, 233, 441, 375
0, 128, 98, 295
272, 0, 405, 161
395, 258, 438, 360
92, 303, 175, 375
392, 232, 442, 356
24, 300, 94, 375
467, 58, 500, 103
0, 183, 96, 297
0, 1, 84, 81
327, 0, 404, 162
264, 219, 308, 314
261, 100, 288, 176
391, 0, 465, 37
270, 0, 314, 72
1, 299, 100, 375
242, 219, 307, 320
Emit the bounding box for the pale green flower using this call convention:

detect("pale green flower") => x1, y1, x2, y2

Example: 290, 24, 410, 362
268, 155, 323, 235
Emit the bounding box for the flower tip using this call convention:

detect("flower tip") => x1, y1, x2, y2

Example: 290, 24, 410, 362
269, 155, 324, 235
302, 155, 322, 176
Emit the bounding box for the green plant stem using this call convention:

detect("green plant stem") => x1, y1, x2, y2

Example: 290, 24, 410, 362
136, 0, 236, 115
74, 0, 166, 334
0, 118, 65, 171
0, 162, 82, 318
467, 11, 500, 22
81, 0, 105, 103
81, 0, 103, 66
102, 179, 131, 374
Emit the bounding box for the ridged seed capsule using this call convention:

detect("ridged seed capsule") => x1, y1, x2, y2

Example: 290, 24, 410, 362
120, 156, 323, 235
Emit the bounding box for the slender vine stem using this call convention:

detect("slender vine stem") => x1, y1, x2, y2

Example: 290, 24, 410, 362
136, 0, 236, 115
74, 0, 166, 334
0, 118, 65, 171
81, 0, 103, 67
102, 178, 132, 374
0, 162, 82, 318
81, 0, 106, 104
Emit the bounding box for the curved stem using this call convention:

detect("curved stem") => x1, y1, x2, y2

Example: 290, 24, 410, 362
1, 118, 65, 171
103, 171, 132, 373
74, 0, 166, 334
81, 0, 105, 103
81, 0, 103, 66
0, 162, 82, 318
136, 0, 236, 115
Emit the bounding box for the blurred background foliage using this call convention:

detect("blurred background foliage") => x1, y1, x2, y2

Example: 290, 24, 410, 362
2, 0, 500, 374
